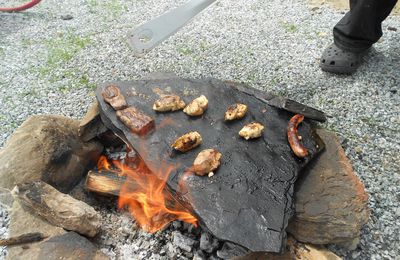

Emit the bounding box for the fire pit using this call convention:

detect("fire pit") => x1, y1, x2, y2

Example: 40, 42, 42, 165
0, 76, 369, 260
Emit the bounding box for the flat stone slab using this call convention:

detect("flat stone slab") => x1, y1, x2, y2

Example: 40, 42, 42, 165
96, 78, 323, 252
288, 129, 369, 244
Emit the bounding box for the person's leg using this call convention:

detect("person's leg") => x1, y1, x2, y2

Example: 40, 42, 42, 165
333, 0, 398, 53
320, 0, 398, 74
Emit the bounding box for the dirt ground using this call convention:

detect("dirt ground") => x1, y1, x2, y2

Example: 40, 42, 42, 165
309, 0, 400, 15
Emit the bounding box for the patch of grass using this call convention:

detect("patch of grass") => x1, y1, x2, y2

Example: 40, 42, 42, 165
35, 31, 91, 80
78, 74, 97, 90
105, 0, 128, 18
55, 73, 96, 94
45, 32, 91, 66
58, 85, 73, 94
178, 46, 194, 56
283, 23, 298, 33
87, 0, 98, 13
21, 89, 39, 97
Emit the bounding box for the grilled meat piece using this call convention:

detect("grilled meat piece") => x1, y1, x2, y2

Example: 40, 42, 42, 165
116, 107, 155, 136
287, 114, 308, 158
183, 95, 208, 116
192, 149, 222, 176
239, 122, 264, 140
172, 131, 202, 152
102, 85, 128, 110
153, 94, 186, 112
225, 103, 248, 121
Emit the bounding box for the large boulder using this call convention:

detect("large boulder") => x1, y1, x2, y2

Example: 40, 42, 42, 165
0, 115, 103, 192
6, 200, 66, 260
8, 231, 109, 260
288, 129, 370, 244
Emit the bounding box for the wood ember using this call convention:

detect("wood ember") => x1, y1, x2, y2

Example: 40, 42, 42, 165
12, 181, 102, 237
0, 232, 46, 246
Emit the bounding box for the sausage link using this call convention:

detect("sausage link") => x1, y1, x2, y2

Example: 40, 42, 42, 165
287, 114, 309, 158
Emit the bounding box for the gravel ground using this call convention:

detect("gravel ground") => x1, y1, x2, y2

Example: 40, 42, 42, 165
0, 0, 399, 259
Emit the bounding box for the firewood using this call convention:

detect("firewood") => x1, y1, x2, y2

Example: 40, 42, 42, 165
85, 169, 187, 211
85, 170, 128, 197
0, 232, 46, 246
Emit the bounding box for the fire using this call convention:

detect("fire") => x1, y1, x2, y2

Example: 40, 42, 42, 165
97, 155, 198, 233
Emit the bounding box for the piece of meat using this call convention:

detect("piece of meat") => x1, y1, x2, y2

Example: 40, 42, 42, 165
287, 114, 308, 158
116, 107, 155, 136
239, 122, 264, 140
225, 103, 248, 121
192, 149, 222, 176
102, 85, 128, 110
183, 95, 208, 116
171, 131, 202, 152
153, 94, 186, 112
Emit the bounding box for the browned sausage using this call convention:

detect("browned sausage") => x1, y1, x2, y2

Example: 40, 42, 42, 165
287, 114, 309, 158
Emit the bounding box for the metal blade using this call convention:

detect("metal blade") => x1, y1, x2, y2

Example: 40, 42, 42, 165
128, 0, 217, 56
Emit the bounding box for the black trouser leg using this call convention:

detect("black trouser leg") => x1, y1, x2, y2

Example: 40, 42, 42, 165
333, 0, 398, 53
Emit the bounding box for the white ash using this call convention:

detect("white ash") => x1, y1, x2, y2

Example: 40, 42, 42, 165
0, 0, 399, 259
93, 204, 226, 260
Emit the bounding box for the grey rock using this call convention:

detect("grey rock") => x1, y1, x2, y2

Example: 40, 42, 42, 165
60, 14, 74, 20
0, 115, 103, 193
172, 231, 196, 253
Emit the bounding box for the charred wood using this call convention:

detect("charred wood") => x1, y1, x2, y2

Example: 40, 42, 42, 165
0, 232, 46, 247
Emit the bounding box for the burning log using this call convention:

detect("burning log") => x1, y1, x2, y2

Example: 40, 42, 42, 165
0, 232, 46, 246
85, 170, 130, 197
12, 181, 102, 237
85, 162, 197, 233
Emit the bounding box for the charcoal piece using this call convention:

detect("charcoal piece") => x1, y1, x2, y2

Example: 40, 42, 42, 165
172, 231, 196, 252
200, 233, 220, 253
216, 242, 248, 259
193, 250, 207, 260
95, 78, 323, 252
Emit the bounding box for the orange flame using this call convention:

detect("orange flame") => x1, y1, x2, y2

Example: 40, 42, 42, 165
97, 155, 197, 233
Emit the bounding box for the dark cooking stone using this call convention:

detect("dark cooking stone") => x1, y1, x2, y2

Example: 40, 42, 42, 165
95, 78, 323, 252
